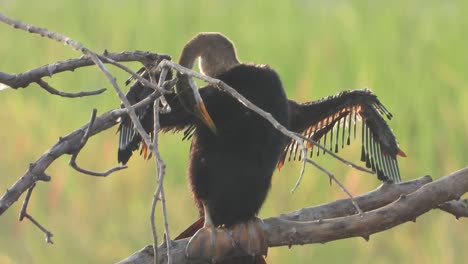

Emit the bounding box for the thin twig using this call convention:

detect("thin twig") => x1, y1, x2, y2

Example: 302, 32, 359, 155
150, 159, 160, 264
19, 184, 54, 244
294, 133, 374, 174
97, 55, 165, 94
304, 158, 363, 215
149, 67, 172, 264
150, 96, 161, 264
35, 79, 106, 98
156, 67, 172, 264
293, 142, 309, 195
69, 109, 127, 176
159, 187, 171, 262
88, 54, 154, 147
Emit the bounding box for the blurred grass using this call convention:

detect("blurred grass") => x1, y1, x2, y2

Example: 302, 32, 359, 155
0, 0, 467, 263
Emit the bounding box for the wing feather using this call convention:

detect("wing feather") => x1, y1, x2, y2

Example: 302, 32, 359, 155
117, 67, 195, 164
281, 89, 405, 182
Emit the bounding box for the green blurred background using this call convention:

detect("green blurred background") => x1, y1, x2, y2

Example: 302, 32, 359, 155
1, 0, 467, 263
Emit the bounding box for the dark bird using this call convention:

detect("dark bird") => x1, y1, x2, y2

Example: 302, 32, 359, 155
117, 33, 406, 263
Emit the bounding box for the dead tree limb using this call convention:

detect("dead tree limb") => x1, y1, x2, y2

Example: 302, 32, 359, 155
0, 50, 167, 89
119, 167, 468, 264
438, 199, 468, 219
0, 49, 167, 97
0, 91, 168, 216
0, 15, 169, 183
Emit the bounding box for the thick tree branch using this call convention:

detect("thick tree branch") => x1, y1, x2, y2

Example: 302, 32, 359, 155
438, 199, 468, 219
278, 175, 433, 221
118, 168, 468, 264
266, 167, 468, 246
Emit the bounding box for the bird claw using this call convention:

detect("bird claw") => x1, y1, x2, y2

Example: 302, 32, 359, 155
186, 218, 268, 262
231, 218, 268, 257
186, 226, 236, 263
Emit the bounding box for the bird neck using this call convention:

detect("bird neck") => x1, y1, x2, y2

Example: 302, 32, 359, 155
178, 32, 240, 77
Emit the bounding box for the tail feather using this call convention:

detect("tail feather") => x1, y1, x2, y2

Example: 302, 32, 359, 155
175, 217, 205, 240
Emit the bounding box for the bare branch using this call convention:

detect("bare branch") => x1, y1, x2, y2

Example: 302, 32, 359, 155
35, 79, 106, 98
18, 184, 54, 244
438, 199, 468, 219
0, 14, 169, 98
0, 100, 161, 216
0, 14, 165, 178
0, 50, 169, 90
304, 158, 363, 215
281, 175, 433, 221
0, 73, 177, 216
156, 68, 172, 264
266, 167, 468, 247
97, 55, 167, 94
69, 109, 127, 176
149, 66, 173, 264
150, 79, 163, 264
119, 168, 468, 264
0, 16, 171, 229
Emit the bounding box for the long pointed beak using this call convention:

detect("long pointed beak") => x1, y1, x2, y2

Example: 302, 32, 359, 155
397, 149, 407, 157
195, 102, 218, 134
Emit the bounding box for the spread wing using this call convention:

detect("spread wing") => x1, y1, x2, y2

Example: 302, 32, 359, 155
117, 68, 195, 165
280, 89, 406, 182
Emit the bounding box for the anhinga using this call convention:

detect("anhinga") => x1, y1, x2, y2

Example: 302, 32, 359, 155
118, 33, 405, 263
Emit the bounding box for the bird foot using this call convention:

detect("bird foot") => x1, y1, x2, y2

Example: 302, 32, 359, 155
186, 226, 236, 263
231, 217, 268, 257
186, 218, 268, 263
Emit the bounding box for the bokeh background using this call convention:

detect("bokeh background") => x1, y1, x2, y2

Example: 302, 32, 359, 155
1, 0, 467, 263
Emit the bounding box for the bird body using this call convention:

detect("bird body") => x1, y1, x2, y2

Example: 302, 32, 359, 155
187, 63, 288, 227
117, 32, 405, 262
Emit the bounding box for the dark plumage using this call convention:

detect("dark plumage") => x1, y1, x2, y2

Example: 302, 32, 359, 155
185, 63, 288, 227
117, 33, 405, 262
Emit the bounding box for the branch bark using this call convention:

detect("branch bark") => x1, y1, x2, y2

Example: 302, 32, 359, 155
118, 167, 468, 264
